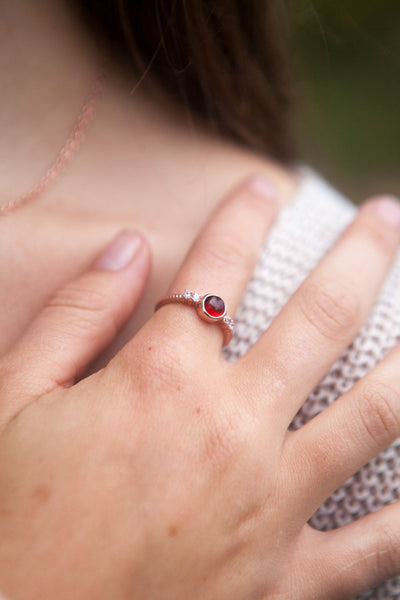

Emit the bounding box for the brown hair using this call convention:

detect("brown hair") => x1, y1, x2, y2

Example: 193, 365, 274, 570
75, 1, 295, 163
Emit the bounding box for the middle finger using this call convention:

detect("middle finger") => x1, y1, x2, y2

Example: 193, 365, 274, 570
236, 196, 400, 428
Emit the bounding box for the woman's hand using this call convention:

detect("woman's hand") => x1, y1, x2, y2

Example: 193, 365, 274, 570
1, 178, 400, 600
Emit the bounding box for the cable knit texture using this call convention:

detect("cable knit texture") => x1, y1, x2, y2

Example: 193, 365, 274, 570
222, 168, 400, 599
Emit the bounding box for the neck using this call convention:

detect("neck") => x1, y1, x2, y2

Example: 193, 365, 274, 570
0, 0, 103, 197
0, 0, 297, 219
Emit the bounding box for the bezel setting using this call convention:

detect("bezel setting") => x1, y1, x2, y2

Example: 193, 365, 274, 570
154, 290, 235, 346
200, 293, 227, 322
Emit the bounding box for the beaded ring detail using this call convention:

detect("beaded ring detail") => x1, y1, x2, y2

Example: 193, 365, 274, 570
154, 289, 234, 346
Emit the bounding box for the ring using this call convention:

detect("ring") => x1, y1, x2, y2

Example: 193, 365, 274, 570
154, 289, 235, 346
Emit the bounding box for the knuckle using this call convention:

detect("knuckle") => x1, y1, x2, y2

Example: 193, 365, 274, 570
199, 401, 257, 469
199, 413, 234, 467
356, 380, 400, 448
299, 277, 360, 342
197, 231, 252, 272
373, 522, 400, 581
46, 284, 109, 315
45, 284, 117, 337
119, 333, 194, 396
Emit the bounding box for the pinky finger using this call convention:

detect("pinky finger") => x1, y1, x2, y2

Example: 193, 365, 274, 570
303, 503, 400, 599
0, 230, 151, 424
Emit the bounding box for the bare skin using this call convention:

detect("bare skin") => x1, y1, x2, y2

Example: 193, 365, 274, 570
3, 1, 400, 599
0, 0, 296, 367
1, 178, 400, 599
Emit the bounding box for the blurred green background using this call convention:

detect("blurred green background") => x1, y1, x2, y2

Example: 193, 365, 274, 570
288, 0, 400, 203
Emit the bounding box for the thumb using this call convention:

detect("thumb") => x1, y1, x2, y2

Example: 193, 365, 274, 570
1, 230, 151, 422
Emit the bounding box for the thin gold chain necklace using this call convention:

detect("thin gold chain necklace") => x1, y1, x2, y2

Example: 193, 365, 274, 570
0, 58, 107, 217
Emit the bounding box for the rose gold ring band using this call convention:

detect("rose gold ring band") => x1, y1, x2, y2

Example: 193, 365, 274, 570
154, 289, 234, 347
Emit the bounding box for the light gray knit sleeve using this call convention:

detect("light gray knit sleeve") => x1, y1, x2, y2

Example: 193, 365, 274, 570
222, 167, 400, 599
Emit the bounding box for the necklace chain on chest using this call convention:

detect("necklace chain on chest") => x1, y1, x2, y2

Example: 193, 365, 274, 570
0, 58, 107, 217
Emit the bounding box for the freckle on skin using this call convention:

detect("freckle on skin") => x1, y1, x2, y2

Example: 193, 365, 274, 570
32, 485, 52, 503
195, 407, 201, 414
168, 525, 178, 538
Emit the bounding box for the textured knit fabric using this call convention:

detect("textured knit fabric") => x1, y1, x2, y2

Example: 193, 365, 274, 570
222, 167, 400, 599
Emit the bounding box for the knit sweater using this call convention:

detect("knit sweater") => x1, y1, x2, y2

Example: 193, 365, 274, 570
222, 167, 400, 599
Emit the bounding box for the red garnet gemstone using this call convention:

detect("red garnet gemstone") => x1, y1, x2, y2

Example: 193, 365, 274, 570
203, 295, 225, 318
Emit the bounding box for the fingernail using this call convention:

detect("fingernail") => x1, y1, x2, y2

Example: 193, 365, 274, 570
94, 230, 143, 271
373, 196, 400, 229
248, 175, 277, 200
